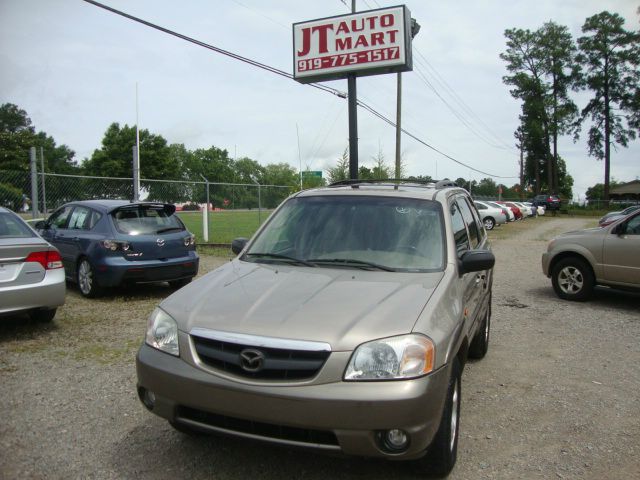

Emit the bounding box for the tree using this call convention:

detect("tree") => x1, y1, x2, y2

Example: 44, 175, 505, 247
501, 24, 580, 196
326, 148, 349, 183
0, 103, 78, 174
262, 163, 298, 207
82, 123, 177, 200
538, 21, 581, 192
576, 11, 640, 201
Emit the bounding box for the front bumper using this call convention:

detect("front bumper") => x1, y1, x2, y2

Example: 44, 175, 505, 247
541, 252, 551, 276
94, 253, 199, 287
136, 341, 451, 459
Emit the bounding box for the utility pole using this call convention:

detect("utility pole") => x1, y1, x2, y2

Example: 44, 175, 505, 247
395, 18, 420, 180
347, 0, 358, 180
395, 72, 402, 179
30, 147, 39, 218
40, 146, 47, 214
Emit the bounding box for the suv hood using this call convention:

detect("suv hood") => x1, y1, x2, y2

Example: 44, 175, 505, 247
161, 260, 444, 352
555, 227, 605, 239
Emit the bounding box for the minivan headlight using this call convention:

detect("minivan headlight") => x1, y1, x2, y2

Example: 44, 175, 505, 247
145, 308, 179, 356
344, 334, 434, 380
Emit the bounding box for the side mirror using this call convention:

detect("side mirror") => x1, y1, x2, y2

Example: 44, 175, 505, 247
34, 220, 46, 230
459, 250, 495, 275
231, 237, 249, 255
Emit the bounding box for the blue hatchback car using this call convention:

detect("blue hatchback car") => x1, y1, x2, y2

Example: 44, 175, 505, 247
36, 200, 199, 297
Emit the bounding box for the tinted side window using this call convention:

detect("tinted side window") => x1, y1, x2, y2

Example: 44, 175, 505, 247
475, 202, 486, 210
48, 206, 73, 228
624, 215, 640, 235
457, 197, 480, 248
88, 210, 103, 230
450, 201, 469, 257
68, 206, 91, 230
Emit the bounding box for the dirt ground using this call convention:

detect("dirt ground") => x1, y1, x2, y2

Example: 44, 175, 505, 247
1, 217, 638, 480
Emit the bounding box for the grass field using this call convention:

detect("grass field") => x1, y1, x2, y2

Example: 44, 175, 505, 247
177, 209, 272, 244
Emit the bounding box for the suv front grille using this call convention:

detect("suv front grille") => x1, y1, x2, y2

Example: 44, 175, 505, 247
191, 334, 330, 380
176, 406, 339, 447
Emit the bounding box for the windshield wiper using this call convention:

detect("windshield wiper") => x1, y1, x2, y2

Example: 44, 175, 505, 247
306, 258, 395, 272
156, 227, 183, 234
245, 252, 315, 267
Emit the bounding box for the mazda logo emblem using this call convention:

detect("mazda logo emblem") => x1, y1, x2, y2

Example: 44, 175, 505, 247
156, 238, 165, 247
239, 348, 265, 372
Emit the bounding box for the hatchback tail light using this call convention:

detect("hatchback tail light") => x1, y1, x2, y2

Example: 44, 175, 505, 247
25, 250, 63, 270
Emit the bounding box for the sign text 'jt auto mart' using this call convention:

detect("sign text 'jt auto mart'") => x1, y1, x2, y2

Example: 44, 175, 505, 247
293, 5, 412, 83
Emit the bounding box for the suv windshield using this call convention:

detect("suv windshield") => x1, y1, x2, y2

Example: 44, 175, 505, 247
112, 206, 184, 235
245, 195, 445, 272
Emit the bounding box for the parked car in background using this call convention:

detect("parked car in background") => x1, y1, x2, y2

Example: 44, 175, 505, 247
523, 201, 545, 216
137, 180, 495, 476
513, 202, 534, 217
485, 201, 515, 222
498, 201, 523, 220
534, 194, 561, 212
542, 209, 640, 300
0, 206, 66, 322
37, 201, 198, 298
473, 200, 507, 230
598, 205, 640, 227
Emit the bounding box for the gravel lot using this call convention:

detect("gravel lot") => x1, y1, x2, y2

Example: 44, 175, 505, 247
1, 217, 639, 480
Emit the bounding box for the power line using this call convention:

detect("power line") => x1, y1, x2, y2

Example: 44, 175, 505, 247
81, 0, 518, 179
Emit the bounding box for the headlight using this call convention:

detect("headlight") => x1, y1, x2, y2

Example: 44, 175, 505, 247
344, 334, 434, 381
145, 308, 179, 356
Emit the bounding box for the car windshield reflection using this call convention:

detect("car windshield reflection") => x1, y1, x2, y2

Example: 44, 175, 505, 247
244, 195, 445, 272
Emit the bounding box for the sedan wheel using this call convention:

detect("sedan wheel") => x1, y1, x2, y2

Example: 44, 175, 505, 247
78, 258, 102, 298
483, 217, 495, 230
551, 257, 594, 301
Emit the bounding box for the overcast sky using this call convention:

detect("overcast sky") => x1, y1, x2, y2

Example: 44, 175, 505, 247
1, 0, 638, 200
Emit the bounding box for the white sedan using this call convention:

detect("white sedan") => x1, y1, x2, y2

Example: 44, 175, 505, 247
474, 201, 508, 230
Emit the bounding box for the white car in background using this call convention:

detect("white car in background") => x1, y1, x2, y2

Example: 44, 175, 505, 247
511, 202, 533, 218
523, 201, 545, 216
485, 201, 515, 222
473, 201, 508, 230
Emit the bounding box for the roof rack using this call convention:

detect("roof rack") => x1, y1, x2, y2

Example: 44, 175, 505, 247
328, 178, 457, 189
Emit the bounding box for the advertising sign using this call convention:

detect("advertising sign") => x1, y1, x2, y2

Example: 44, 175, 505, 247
293, 5, 412, 83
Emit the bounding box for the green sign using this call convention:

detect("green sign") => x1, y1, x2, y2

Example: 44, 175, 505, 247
302, 171, 322, 178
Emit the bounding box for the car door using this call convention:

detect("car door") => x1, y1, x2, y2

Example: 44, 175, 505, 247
602, 212, 640, 286
450, 197, 483, 335
63, 206, 93, 274
40, 205, 74, 275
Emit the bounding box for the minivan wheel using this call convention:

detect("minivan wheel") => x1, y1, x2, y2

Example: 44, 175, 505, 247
551, 257, 594, 301
469, 298, 491, 359
483, 217, 495, 230
414, 359, 461, 477
77, 258, 103, 298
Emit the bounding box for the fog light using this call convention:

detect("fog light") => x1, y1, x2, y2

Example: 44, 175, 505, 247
379, 429, 409, 453
138, 387, 156, 410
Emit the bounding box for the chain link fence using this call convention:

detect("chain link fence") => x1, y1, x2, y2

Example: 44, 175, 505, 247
1, 169, 293, 243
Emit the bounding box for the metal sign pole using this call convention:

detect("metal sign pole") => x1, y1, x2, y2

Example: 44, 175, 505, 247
348, 0, 358, 180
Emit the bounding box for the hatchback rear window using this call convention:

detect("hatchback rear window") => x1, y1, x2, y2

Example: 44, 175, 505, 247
111, 207, 184, 235
0, 212, 36, 238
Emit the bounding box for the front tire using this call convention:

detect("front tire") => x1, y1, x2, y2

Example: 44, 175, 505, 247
77, 258, 103, 298
551, 257, 594, 301
414, 359, 462, 477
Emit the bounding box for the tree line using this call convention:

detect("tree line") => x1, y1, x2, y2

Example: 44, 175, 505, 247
0, 103, 324, 210
501, 10, 639, 201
